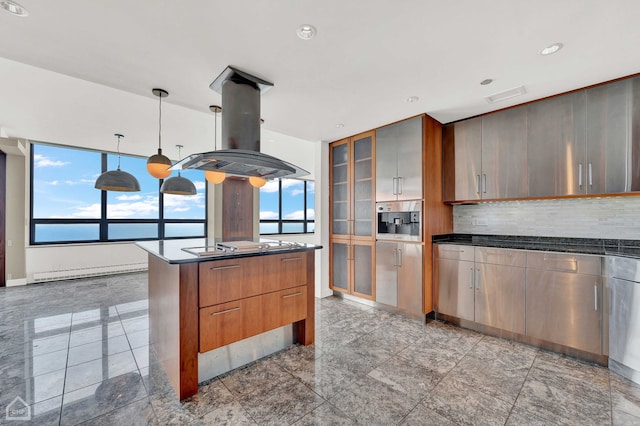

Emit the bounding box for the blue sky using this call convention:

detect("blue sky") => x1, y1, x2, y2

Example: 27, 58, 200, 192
259, 179, 315, 221
32, 144, 205, 219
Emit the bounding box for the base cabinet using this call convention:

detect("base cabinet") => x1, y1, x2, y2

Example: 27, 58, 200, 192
375, 242, 423, 316
434, 244, 604, 356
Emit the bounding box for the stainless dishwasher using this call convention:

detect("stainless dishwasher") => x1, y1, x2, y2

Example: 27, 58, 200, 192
608, 256, 640, 384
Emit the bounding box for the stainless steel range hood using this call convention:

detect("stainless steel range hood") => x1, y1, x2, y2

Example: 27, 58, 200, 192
170, 66, 309, 180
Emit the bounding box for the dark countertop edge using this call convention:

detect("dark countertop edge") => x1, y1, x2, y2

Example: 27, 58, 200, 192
138, 244, 323, 265
432, 234, 640, 259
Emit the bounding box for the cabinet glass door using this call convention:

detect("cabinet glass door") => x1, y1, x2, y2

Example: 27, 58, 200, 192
353, 242, 374, 298
353, 134, 374, 237
331, 141, 350, 236
331, 242, 349, 292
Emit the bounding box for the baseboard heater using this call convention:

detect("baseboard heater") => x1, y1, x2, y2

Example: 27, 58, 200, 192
32, 262, 148, 283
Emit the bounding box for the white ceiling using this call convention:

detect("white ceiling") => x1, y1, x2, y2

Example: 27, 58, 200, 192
0, 0, 639, 154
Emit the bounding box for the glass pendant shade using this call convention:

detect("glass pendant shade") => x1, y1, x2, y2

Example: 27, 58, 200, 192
147, 149, 172, 179
95, 133, 141, 192
160, 175, 196, 195
249, 176, 267, 188
205, 170, 226, 184
95, 169, 141, 192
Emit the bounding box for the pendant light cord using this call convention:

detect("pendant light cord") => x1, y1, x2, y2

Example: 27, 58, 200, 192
158, 93, 162, 151
116, 134, 123, 170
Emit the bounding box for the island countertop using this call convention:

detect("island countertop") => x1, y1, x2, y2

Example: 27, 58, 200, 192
136, 238, 322, 264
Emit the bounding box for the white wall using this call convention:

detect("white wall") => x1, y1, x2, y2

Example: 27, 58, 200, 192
453, 196, 640, 240
5, 152, 26, 285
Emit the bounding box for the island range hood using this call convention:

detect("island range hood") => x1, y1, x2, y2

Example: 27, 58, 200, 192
170, 66, 309, 180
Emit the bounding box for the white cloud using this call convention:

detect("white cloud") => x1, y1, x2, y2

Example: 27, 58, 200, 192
260, 180, 280, 193
194, 180, 206, 190
260, 210, 279, 219
284, 208, 315, 220
33, 154, 69, 168
172, 207, 190, 212
70, 203, 101, 218
46, 180, 60, 186
290, 189, 304, 196
107, 201, 160, 218
116, 194, 142, 201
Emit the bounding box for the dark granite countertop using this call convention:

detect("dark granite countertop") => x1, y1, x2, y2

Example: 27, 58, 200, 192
432, 234, 640, 259
137, 238, 322, 264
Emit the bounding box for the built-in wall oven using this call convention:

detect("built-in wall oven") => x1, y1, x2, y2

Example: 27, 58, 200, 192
376, 200, 422, 242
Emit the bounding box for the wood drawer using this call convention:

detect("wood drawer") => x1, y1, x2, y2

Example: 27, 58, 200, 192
262, 253, 308, 293
199, 257, 263, 307
199, 295, 263, 352
263, 285, 308, 331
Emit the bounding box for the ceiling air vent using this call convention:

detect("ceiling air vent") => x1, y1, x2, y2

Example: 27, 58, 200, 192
485, 86, 526, 104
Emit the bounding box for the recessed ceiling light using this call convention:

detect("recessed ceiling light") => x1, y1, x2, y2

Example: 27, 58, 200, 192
406, 96, 419, 103
480, 79, 493, 86
335, 123, 344, 128
540, 43, 563, 56
296, 24, 317, 40
0, 0, 28, 16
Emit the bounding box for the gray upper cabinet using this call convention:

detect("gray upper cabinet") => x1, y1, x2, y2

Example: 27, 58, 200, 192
376, 116, 423, 201
443, 109, 527, 201
443, 117, 482, 202
586, 77, 637, 194
527, 91, 587, 197
445, 74, 640, 201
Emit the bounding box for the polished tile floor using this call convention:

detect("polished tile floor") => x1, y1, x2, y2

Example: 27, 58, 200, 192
1, 272, 640, 425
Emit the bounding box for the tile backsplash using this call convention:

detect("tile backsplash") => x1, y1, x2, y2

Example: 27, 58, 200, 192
453, 196, 640, 240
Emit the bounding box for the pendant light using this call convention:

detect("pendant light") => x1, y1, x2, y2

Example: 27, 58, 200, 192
146, 88, 172, 179
204, 105, 226, 184
248, 176, 267, 188
160, 145, 197, 195
95, 134, 141, 192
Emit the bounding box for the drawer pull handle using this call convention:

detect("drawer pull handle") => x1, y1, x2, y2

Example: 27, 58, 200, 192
441, 248, 464, 253
282, 257, 302, 262
211, 307, 240, 316
210, 264, 240, 271
282, 292, 303, 299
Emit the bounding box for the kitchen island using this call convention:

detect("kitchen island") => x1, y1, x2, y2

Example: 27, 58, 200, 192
136, 238, 321, 400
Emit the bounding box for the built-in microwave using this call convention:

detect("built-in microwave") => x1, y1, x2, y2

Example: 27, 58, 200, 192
376, 200, 422, 242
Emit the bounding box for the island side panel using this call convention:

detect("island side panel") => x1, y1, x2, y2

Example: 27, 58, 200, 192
148, 254, 199, 400
148, 254, 180, 397
294, 250, 315, 345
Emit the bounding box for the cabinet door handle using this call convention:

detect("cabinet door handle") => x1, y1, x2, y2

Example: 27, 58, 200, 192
211, 307, 240, 316
210, 264, 240, 271
588, 162, 593, 187
397, 176, 403, 195
441, 248, 465, 253
578, 163, 583, 188
594, 283, 598, 312
397, 249, 403, 267
392, 177, 398, 195
282, 292, 303, 299
468, 268, 474, 289
475, 267, 481, 291
482, 174, 487, 194
281, 257, 302, 262
392, 248, 398, 267
476, 175, 481, 195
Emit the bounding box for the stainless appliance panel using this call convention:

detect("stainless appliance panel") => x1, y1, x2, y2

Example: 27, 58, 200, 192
474, 263, 526, 334
397, 243, 423, 316
608, 256, 640, 383
375, 116, 423, 201
526, 267, 602, 354
527, 91, 587, 197
375, 242, 398, 307
376, 200, 422, 242
434, 243, 474, 262
435, 257, 475, 322
474, 247, 527, 267
586, 78, 633, 194
481, 107, 529, 199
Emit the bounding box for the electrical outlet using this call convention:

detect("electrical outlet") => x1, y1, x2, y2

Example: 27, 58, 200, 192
7, 274, 11, 280
472, 218, 489, 226
7, 239, 12, 247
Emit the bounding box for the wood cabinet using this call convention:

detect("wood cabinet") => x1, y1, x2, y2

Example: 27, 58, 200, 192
199, 253, 309, 353
329, 131, 376, 300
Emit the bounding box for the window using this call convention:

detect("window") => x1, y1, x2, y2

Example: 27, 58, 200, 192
259, 178, 314, 234
30, 143, 206, 244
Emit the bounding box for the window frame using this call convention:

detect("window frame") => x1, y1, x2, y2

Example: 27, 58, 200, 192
259, 178, 315, 235
29, 142, 207, 245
